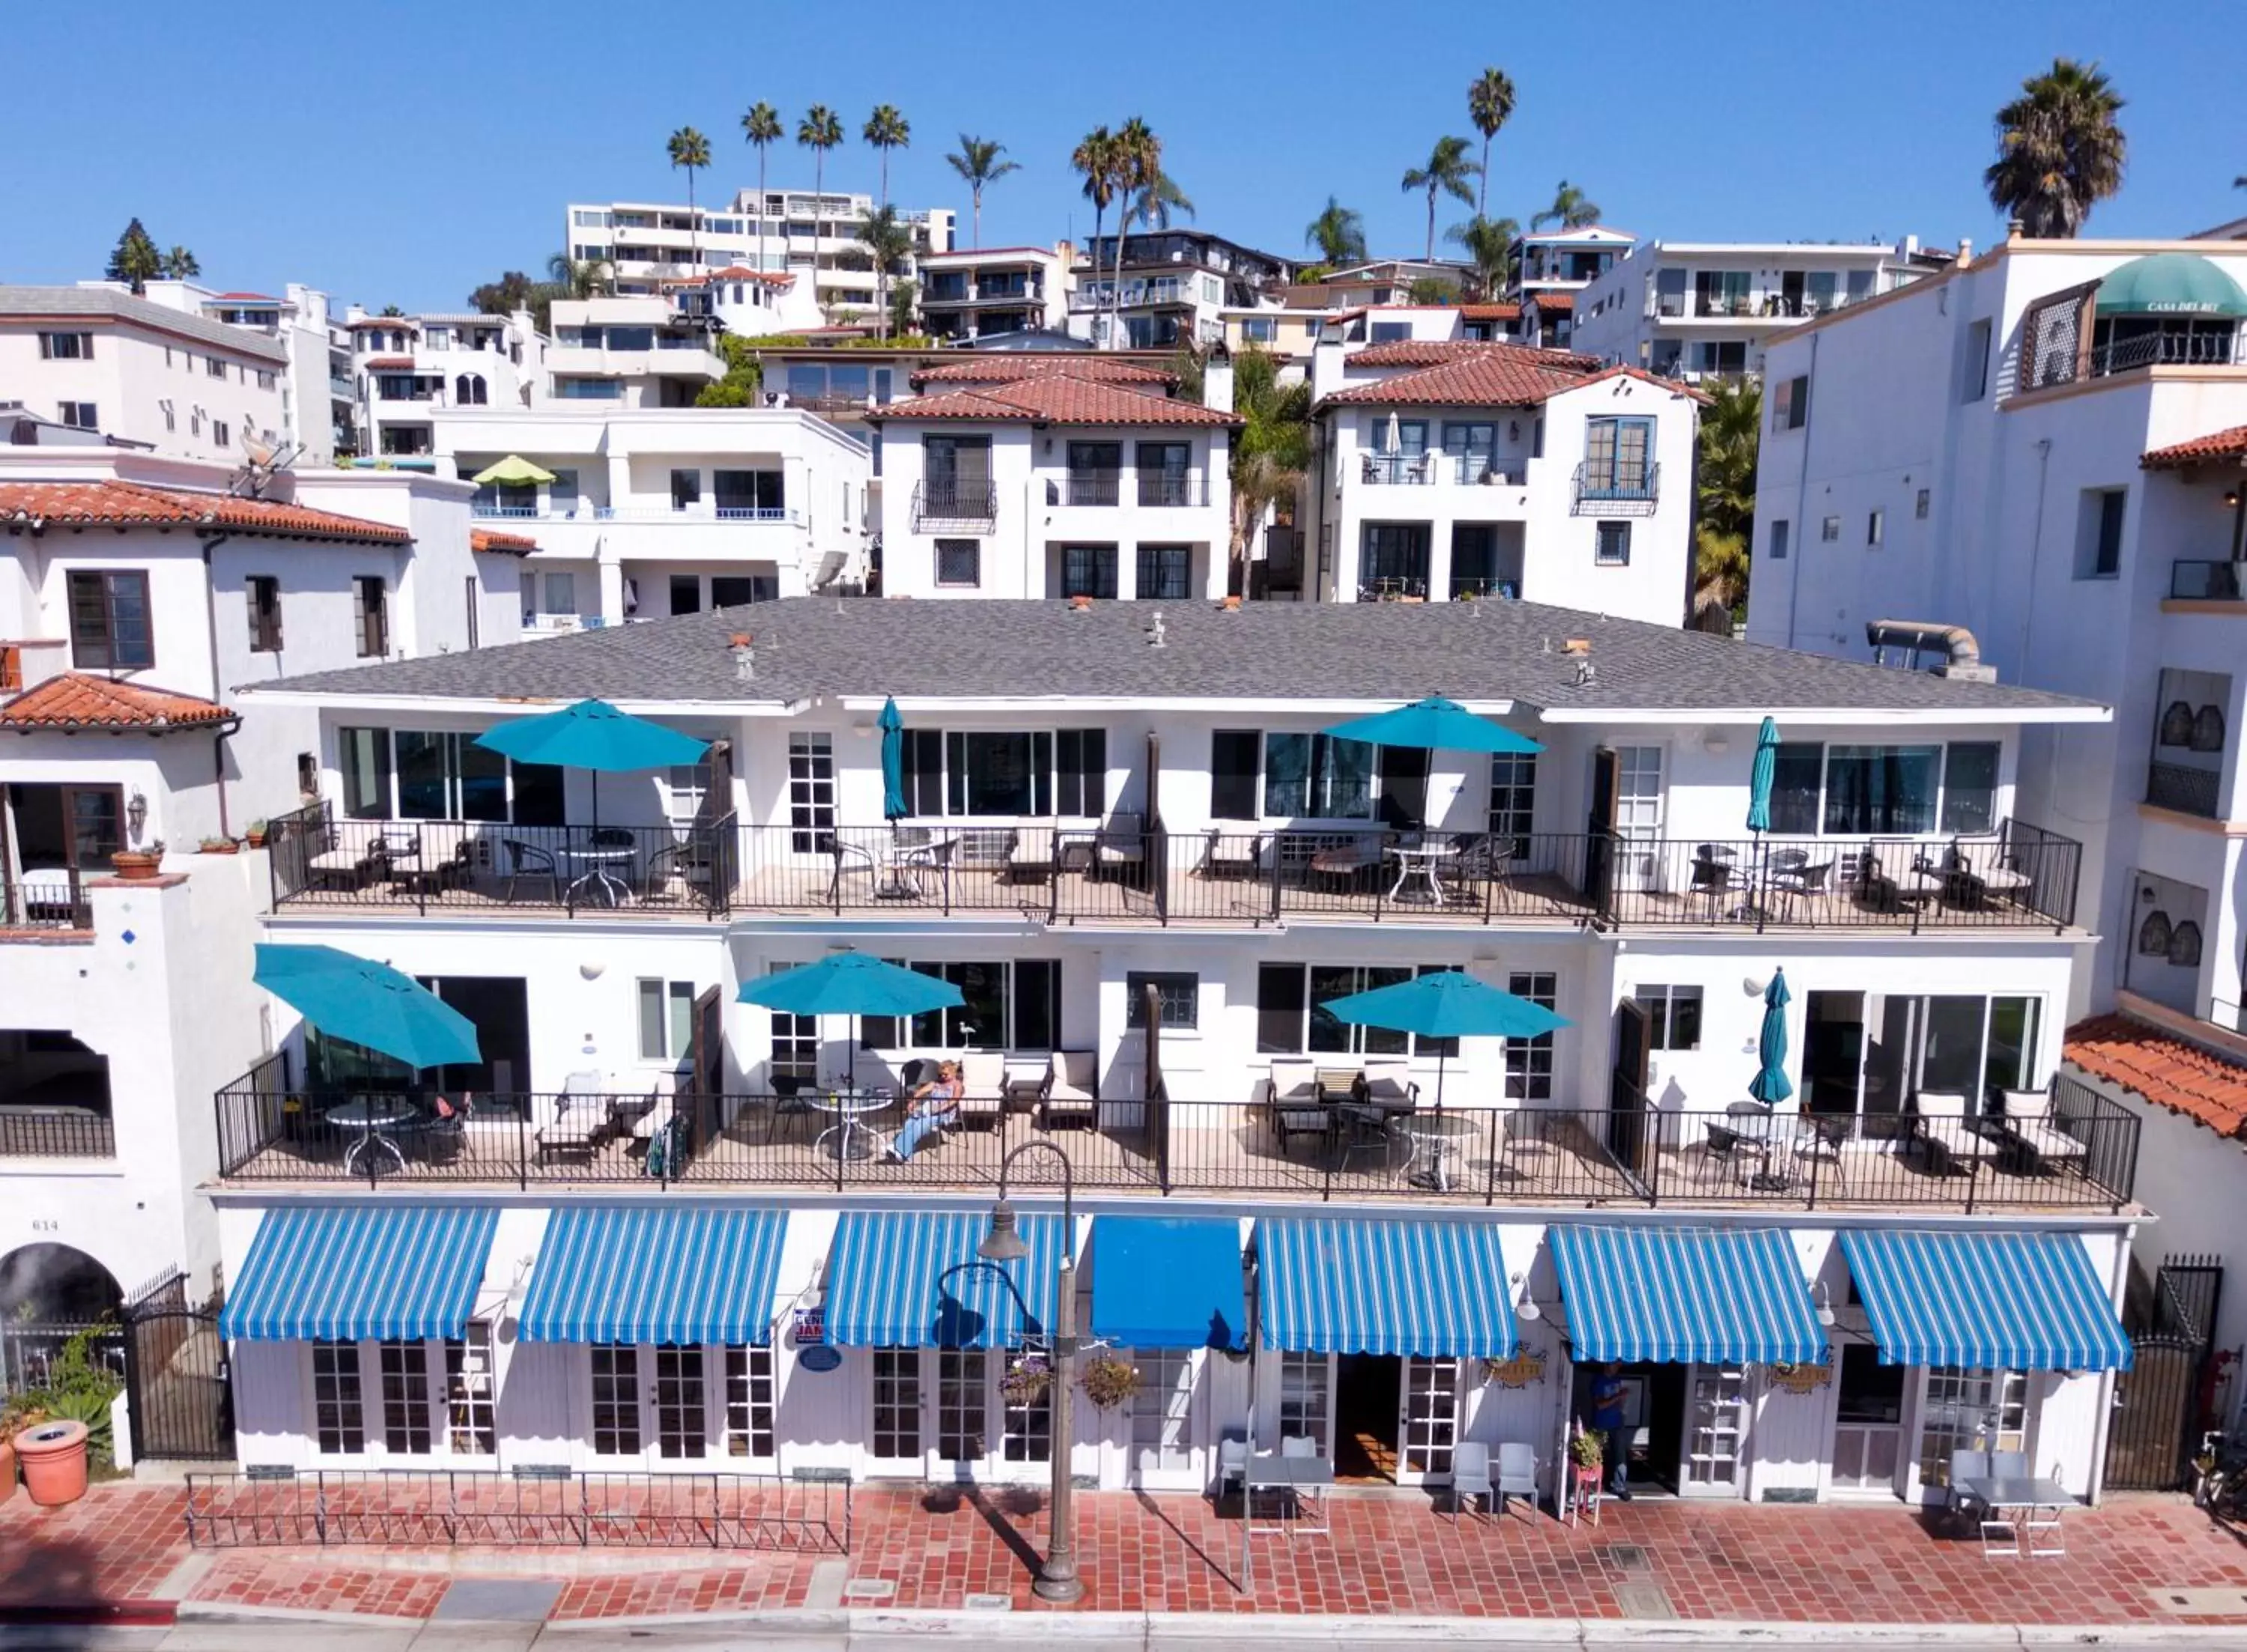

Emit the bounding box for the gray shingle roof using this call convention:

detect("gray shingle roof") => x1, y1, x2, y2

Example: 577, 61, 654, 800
0, 286, 290, 364
248, 598, 2103, 719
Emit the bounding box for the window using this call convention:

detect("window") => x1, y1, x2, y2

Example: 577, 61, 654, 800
1583, 417, 1653, 496
212, 419, 230, 449
1055, 728, 1106, 817
56, 401, 97, 429
312, 1339, 366, 1454
670, 469, 701, 510
445, 1323, 497, 1456
1918, 1367, 2026, 1488
937, 1349, 987, 1464
1132, 1349, 1196, 1474
1821, 516, 1840, 542
1278, 1350, 1329, 1452
1768, 519, 1789, 562
1940, 742, 2000, 834
257, 369, 276, 391
924, 435, 992, 509
1001, 1346, 1052, 1463
1067, 441, 1122, 505
1136, 441, 1192, 507
653, 1345, 706, 1459
1258, 963, 1452, 1055
1915, 488, 1931, 520
872, 1348, 921, 1459
855, 958, 1059, 1051
724, 1345, 775, 1458
339, 726, 394, 820
1595, 521, 1631, 565
591, 1344, 642, 1456
1636, 986, 1702, 1051
379, 1340, 433, 1455
788, 732, 836, 851
1770, 742, 1825, 835
246, 576, 282, 652
1867, 509, 1884, 547
1241, 317, 1278, 342
1211, 729, 1261, 822
37, 331, 92, 359
354, 576, 388, 657
1061, 544, 1118, 599
1962, 319, 1992, 402
66, 571, 153, 669
1137, 544, 1192, 600
1488, 751, 1537, 850
342, 729, 509, 822
935, 538, 980, 587
1360, 524, 1429, 592
894, 729, 1108, 819
2078, 488, 2126, 579
1505, 972, 1558, 1101
1774, 374, 1810, 430
207, 355, 228, 378
1262, 732, 1374, 819
637, 978, 697, 1063
1824, 744, 1940, 835
1125, 971, 1198, 1030
464, 576, 479, 651
161, 400, 175, 432
1370, 321, 1411, 344
711, 575, 772, 607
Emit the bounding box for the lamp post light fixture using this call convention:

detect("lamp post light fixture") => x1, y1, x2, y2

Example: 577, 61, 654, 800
978, 1139, 1082, 1604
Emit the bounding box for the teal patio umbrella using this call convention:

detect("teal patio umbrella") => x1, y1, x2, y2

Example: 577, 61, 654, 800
1746, 717, 1779, 834
1747, 968, 1794, 1106
253, 943, 480, 1070
738, 952, 965, 1086
1323, 968, 1569, 1111
474, 700, 711, 881
878, 696, 908, 825
1323, 695, 1542, 756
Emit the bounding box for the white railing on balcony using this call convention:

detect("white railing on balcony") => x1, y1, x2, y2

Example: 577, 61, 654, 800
470, 504, 800, 526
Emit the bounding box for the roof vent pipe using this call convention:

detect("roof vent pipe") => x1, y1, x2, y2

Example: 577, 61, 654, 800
730, 633, 755, 680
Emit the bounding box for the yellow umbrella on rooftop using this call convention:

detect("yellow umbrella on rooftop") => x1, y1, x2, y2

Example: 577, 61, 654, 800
471, 455, 557, 488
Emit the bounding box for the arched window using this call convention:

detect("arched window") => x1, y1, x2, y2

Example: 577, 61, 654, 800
2159, 701, 2195, 747
2138, 910, 2174, 958
2168, 920, 2204, 969
454, 374, 488, 406
2191, 704, 2226, 754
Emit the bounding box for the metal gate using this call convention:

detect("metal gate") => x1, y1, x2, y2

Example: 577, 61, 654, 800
124, 1272, 234, 1463
2104, 1255, 2222, 1492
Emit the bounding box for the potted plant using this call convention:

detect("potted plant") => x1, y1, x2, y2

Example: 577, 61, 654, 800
1079, 1352, 1140, 1410
13, 1418, 89, 1506
111, 842, 163, 881
198, 836, 240, 856
999, 1353, 1051, 1409
245, 819, 269, 848
1568, 1426, 1604, 1503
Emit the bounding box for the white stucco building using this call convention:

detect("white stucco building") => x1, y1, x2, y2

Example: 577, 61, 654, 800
345, 305, 542, 460
1070, 231, 1292, 351
918, 246, 1073, 344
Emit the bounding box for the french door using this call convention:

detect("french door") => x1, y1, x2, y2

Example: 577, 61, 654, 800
1130, 1349, 1200, 1487
1681, 1364, 1750, 1494
1613, 746, 1666, 892
1398, 1357, 1460, 1485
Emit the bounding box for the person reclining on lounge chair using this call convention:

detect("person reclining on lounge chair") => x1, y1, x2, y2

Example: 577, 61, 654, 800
885, 1061, 963, 1161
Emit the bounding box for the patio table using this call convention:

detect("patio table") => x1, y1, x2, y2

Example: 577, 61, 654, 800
325, 1096, 420, 1175
1959, 1475, 2072, 1557
1400, 1110, 1480, 1191
561, 844, 637, 908
876, 830, 959, 901
1240, 1449, 1334, 1585
809, 1088, 888, 1161
1386, 839, 1459, 905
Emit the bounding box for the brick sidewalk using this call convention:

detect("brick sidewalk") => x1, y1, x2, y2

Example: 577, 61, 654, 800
5, 1481, 2247, 1626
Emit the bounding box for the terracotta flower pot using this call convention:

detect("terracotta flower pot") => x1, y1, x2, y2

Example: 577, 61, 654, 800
111, 851, 162, 881
13, 1419, 89, 1506
0, 1437, 16, 1505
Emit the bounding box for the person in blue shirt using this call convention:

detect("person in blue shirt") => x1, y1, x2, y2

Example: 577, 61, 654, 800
1589, 1363, 1633, 1500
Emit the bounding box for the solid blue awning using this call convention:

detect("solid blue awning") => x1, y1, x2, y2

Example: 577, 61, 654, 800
825, 1211, 1065, 1349
519, 1206, 788, 1346
222, 1204, 497, 1342
1840, 1229, 2132, 1372
1257, 1218, 1517, 1358
1550, 1224, 1828, 1364
1089, 1216, 1245, 1350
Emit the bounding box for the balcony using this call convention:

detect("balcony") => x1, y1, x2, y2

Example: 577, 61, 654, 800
1572, 461, 1660, 513
1363, 455, 1527, 488
1, 876, 93, 933
1137, 473, 1211, 508
2146, 761, 2222, 819
1064, 472, 1120, 507
2171, 561, 2246, 601
267, 818, 2084, 935
210, 1072, 2137, 1212
912, 482, 997, 532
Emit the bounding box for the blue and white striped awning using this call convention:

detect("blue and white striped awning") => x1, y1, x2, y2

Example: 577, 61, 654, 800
1550, 1224, 1828, 1365
1089, 1216, 1246, 1350
1257, 1218, 1517, 1358
222, 1203, 498, 1342
519, 1206, 788, 1346
825, 1211, 1065, 1349
1840, 1229, 2133, 1372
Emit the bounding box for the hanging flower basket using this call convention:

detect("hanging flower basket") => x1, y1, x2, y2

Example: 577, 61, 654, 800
1568, 1428, 1604, 1472
1000, 1354, 1052, 1408
1079, 1353, 1141, 1410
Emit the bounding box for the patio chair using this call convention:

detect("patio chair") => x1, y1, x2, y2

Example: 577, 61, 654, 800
1216, 1435, 1249, 1498
1768, 854, 1834, 923
643, 836, 714, 905
1093, 812, 1146, 884
1040, 1050, 1099, 1129
768, 1074, 818, 1144
501, 838, 560, 902
1990, 1448, 2029, 1482
1858, 842, 1944, 913
957, 1051, 1008, 1128
1945, 835, 2034, 911
1449, 1440, 1494, 1520
1004, 827, 1052, 884
1911, 1092, 1996, 1176
820, 830, 880, 901
1264, 1058, 1328, 1155
1357, 1057, 1419, 1115
1496, 1441, 1539, 1519
393, 837, 473, 900
1995, 1087, 2087, 1175
1946, 1448, 1991, 1528
535, 1091, 607, 1163
1689, 846, 1744, 921
1199, 829, 1264, 881
307, 826, 385, 893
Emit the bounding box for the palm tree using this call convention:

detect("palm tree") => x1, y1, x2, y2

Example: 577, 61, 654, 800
1303, 196, 1368, 267
1446, 214, 1520, 300
1111, 118, 1162, 344
1467, 67, 1517, 218
160, 246, 200, 280
1985, 58, 2126, 237
546, 252, 613, 299
1401, 136, 1480, 263
1129, 170, 1195, 232
741, 102, 784, 276
1693, 376, 1761, 624
1071, 127, 1121, 344
667, 126, 712, 276
1225, 346, 1314, 593
864, 104, 911, 208
1531, 180, 1601, 230
855, 204, 916, 340
798, 105, 845, 306
946, 135, 1020, 247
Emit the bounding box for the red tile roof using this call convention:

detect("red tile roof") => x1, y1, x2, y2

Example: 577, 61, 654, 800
876, 374, 1240, 427
1461, 303, 1522, 321
470, 527, 537, 555
0, 480, 411, 544
1324, 350, 1704, 410
2065, 1014, 2247, 1141
2142, 425, 2247, 470
1346, 340, 1594, 370
1526, 290, 1576, 312
910, 356, 1175, 388
1, 672, 235, 732
214, 292, 276, 303
346, 317, 419, 330
364, 356, 415, 370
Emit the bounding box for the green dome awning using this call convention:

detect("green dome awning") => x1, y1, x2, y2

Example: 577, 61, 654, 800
2095, 254, 2247, 319
470, 454, 557, 487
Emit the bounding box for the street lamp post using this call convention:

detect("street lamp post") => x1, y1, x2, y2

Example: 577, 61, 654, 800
977, 1139, 1082, 1604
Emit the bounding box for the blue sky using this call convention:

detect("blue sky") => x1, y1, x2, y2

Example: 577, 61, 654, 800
4, 1, 2240, 313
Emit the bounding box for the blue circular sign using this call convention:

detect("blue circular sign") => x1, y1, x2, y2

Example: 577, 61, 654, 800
798, 1345, 843, 1373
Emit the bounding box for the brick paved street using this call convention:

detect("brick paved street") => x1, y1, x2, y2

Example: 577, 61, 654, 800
4, 1481, 2246, 1627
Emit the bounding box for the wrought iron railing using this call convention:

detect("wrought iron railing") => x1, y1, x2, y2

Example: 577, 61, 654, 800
2147, 762, 2222, 819
0, 875, 91, 932
912, 482, 998, 528
0, 1108, 115, 1158
2169, 561, 2246, 601
1572, 460, 1661, 508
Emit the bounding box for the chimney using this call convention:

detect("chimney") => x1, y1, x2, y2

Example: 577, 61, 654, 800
1956, 237, 1974, 266
730, 633, 755, 680
1202, 340, 1234, 414
1310, 323, 1347, 402
345, 303, 368, 324
1146, 611, 1168, 649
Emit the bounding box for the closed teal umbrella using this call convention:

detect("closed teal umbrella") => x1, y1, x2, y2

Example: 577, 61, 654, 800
1747, 968, 1793, 1106
738, 952, 965, 1087
1323, 968, 1569, 1110
878, 697, 908, 823
1323, 695, 1542, 755
1746, 716, 1779, 834
254, 943, 480, 1069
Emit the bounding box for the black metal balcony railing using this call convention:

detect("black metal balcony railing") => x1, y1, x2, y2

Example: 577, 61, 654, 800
0, 1108, 116, 1158
2089, 330, 2237, 378
2171, 560, 2246, 601
1064, 472, 1121, 506
1, 877, 92, 932
2147, 761, 2222, 819
1572, 460, 1661, 508
210, 1075, 2138, 1212
911, 482, 997, 529
1361, 454, 1434, 486
1136, 473, 1209, 508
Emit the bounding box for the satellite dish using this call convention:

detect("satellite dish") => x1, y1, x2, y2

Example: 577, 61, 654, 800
244, 435, 278, 468
229, 437, 303, 499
